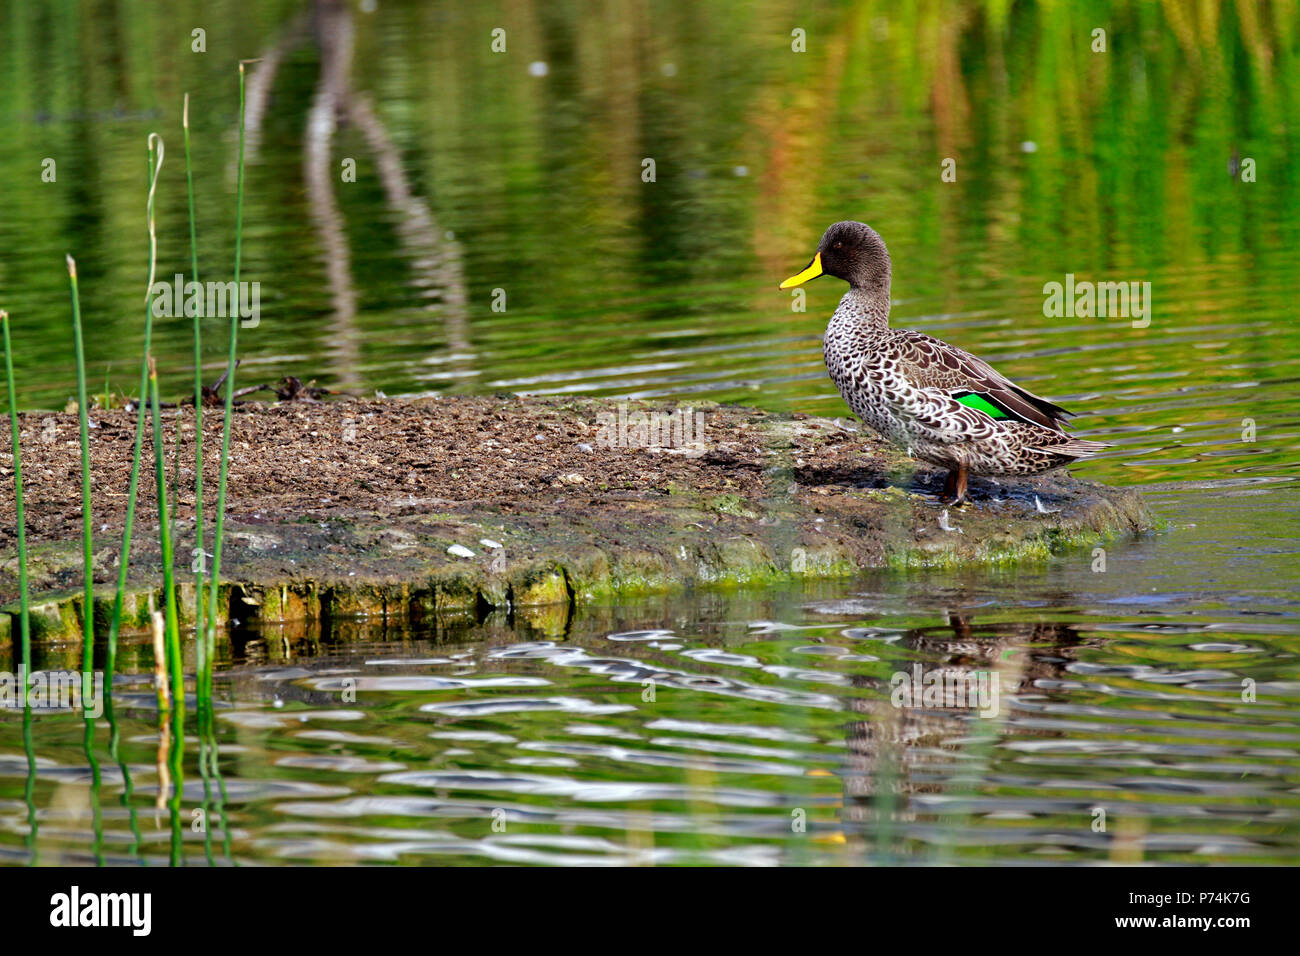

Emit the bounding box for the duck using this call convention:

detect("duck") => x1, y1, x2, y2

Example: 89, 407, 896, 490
780, 221, 1107, 504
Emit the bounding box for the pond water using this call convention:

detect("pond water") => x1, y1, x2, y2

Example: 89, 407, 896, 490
1, 1, 1298, 865
4, 484, 1298, 865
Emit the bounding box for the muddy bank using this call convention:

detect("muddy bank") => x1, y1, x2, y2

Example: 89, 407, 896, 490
0, 395, 1152, 645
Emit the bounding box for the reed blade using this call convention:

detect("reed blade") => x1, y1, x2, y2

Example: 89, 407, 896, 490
149, 360, 185, 866
1, 312, 31, 692
105, 134, 165, 678
66, 255, 96, 681
184, 91, 208, 690
205, 63, 248, 670
2, 310, 38, 861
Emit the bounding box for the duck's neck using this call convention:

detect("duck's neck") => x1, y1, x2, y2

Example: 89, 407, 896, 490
829, 285, 891, 335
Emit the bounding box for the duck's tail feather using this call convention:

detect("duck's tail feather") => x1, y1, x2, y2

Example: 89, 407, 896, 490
1028, 437, 1110, 461
1011, 386, 1074, 425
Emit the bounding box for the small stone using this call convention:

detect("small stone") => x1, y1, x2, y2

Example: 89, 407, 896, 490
447, 544, 475, 558
480, 538, 502, 550
938, 510, 963, 533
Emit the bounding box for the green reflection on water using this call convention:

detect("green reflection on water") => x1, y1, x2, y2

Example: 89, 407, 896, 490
1, 0, 1299, 867
0, 0, 1295, 490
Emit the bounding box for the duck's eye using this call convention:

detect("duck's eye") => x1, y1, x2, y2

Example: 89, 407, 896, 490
834, 241, 843, 249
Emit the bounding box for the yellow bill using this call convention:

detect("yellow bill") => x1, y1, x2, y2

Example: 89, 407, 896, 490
779, 251, 823, 289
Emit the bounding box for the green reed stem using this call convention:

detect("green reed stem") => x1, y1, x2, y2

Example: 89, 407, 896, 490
106, 134, 165, 679
82, 714, 105, 866
67, 255, 95, 684
149, 360, 185, 866
69, 255, 106, 866
186, 95, 216, 865
22, 699, 37, 863
184, 92, 207, 688
196, 719, 214, 865
168, 412, 182, 551
2, 310, 37, 861
197, 69, 249, 868
211, 721, 233, 861
205, 63, 247, 663
104, 691, 144, 861
1, 311, 30, 693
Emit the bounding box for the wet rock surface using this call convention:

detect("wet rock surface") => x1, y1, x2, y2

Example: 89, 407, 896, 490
0, 396, 1152, 643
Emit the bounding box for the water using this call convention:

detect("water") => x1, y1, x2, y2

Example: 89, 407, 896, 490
1, 1, 1298, 865
5, 486, 1297, 865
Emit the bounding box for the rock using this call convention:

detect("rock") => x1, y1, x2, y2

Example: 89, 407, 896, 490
0, 396, 1154, 646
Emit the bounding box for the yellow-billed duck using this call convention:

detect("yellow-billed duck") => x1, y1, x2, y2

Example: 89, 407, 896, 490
781, 221, 1107, 504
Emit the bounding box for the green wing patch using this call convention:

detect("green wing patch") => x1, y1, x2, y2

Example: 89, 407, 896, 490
954, 391, 1011, 420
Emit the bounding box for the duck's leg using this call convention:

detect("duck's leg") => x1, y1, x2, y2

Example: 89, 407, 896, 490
943, 462, 969, 506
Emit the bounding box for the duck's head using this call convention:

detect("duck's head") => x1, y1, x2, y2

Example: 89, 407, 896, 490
779, 221, 891, 294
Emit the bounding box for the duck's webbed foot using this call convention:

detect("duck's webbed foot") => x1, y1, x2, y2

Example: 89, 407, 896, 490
942, 462, 969, 507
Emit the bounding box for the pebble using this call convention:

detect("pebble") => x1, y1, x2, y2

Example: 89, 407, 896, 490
447, 544, 475, 558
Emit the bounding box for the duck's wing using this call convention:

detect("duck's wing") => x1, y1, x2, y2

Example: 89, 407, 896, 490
893, 331, 1073, 432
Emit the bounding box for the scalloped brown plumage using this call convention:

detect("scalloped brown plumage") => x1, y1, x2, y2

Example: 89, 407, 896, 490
781, 221, 1110, 504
